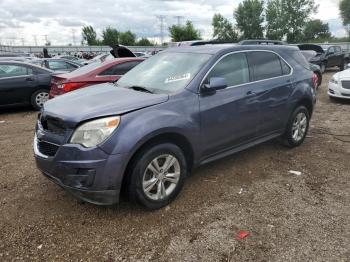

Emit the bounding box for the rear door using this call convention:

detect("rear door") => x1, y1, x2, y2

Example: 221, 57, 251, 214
326, 47, 338, 67
246, 51, 294, 135
0, 63, 36, 105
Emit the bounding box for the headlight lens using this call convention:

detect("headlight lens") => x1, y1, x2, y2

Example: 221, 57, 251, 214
70, 116, 120, 147
330, 77, 338, 85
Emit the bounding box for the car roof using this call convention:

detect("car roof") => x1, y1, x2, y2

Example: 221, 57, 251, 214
166, 44, 299, 55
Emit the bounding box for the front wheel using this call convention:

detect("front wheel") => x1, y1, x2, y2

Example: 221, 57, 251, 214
282, 106, 310, 148
31, 89, 49, 110
127, 143, 187, 210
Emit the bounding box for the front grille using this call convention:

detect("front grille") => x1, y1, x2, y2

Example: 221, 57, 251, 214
40, 116, 66, 134
341, 81, 350, 90
341, 93, 350, 97
38, 141, 59, 157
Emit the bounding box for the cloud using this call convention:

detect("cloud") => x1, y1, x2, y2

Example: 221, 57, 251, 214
0, 0, 346, 45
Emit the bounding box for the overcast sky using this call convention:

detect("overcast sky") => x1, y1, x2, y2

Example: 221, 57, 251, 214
0, 0, 346, 46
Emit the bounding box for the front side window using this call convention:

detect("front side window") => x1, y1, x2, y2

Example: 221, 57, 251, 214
0, 64, 31, 78
117, 52, 211, 94
247, 51, 289, 81
205, 53, 250, 87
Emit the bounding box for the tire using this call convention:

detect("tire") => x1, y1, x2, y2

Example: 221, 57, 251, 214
340, 60, 348, 71
127, 143, 187, 210
282, 106, 310, 148
316, 72, 322, 89
31, 89, 49, 110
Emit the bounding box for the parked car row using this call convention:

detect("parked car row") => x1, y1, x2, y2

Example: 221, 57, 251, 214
33, 43, 317, 209
0, 46, 143, 109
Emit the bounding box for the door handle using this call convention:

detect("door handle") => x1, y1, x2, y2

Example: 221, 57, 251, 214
246, 91, 256, 96
26, 77, 35, 81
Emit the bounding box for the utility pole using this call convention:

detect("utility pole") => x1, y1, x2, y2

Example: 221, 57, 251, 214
156, 15, 166, 45
71, 29, 76, 46
174, 16, 184, 26
33, 35, 38, 46
21, 38, 25, 46
43, 35, 48, 45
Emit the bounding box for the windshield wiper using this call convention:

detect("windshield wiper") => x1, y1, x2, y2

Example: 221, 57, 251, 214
127, 85, 154, 94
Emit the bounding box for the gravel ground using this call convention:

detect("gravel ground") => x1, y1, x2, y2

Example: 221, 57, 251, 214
0, 71, 349, 262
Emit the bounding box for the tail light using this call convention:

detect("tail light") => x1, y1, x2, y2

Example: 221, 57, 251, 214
312, 73, 318, 90
59, 82, 88, 92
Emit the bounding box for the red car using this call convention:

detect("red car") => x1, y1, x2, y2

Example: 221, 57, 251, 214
49, 57, 144, 98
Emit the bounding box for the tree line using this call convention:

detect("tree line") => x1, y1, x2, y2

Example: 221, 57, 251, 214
82, 26, 154, 46
82, 0, 350, 46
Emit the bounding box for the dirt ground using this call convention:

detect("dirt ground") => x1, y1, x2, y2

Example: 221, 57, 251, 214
0, 71, 349, 262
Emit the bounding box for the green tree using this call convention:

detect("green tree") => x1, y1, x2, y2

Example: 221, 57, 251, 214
265, 0, 318, 43
119, 30, 136, 46
303, 19, 332, 41
234, 0, 264, 39
265, 0, 286, 40
339, 0, 350, 25
136, 38, 153, 46
168, 21, 201, 42
339, 0, 350, 37
102, 27, 119, 46
212, 13, 238, 42
82, 25, 99, 45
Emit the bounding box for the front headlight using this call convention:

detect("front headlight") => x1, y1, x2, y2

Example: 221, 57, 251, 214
330, 77, 338, 85
70, 116, 120, 148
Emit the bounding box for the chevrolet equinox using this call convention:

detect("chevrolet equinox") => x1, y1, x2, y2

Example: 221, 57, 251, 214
34, 45, 316, 209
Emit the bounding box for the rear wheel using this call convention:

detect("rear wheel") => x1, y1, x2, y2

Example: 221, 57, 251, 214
282, 106, 310, 148
127, 143, 187, 210
340, 60, 348, 71
31, 89, 49, 110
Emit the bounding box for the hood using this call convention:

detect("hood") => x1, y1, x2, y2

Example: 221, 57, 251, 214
42, 83, 169, 126
334, 69, 350, 80
298, 44, 325, 54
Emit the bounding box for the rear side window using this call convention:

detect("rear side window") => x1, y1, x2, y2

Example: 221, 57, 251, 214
205, 53, 249, 87
247, 51, 290, 81
287, 50, 309, 69
99, 61, 141, 76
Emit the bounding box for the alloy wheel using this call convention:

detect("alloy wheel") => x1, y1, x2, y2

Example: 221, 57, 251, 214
142, 154, 181, 201
292, 112, 307, 142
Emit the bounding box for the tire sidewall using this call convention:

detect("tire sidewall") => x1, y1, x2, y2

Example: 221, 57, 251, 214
128, 143, 187, 210
31, 89, 49, 110
285, 106, 310, 147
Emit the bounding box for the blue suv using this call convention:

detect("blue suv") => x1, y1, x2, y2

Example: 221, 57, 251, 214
34, 45, 316, 209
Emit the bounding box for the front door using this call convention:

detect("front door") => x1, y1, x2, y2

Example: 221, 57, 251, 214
199, 52, 261, 157
0, 63, 35, 105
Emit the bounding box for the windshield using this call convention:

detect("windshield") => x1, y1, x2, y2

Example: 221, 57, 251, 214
117, 51, 211, 94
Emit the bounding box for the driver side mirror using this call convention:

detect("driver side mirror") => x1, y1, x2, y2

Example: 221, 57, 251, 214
201, 77, 228, 95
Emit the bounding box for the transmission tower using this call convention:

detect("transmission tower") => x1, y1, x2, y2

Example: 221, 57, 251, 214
174, 16, 184, 26
156, 15, 166, 45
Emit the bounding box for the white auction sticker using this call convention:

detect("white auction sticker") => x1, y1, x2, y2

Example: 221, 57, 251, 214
165, 73, 190, 84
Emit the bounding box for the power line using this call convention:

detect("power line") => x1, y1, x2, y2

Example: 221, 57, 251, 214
156, 15, 166, 45
71, 29, 76, 46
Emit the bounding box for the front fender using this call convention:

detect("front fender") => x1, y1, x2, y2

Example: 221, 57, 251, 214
99, 92, 201, 158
